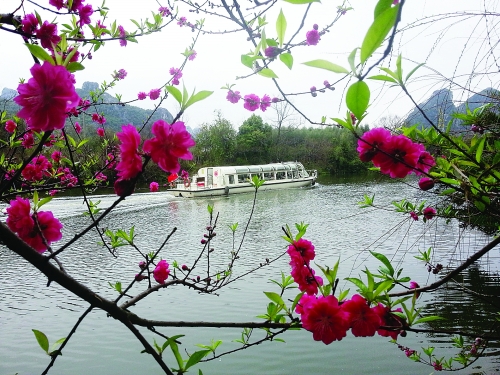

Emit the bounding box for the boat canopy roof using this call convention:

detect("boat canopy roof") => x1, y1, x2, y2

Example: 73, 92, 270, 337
198, 162, 306, 175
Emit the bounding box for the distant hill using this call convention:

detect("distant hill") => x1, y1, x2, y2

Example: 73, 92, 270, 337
0, 82, 182, 135
405, 88, 498, 131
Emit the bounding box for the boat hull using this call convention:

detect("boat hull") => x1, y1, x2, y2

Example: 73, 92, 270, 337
171, 177, 316, 198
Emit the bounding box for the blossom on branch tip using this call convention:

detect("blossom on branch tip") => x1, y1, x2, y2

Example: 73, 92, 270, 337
159, 7, 171, 17
36, 21, 61, 49
137, 92, 147, 100
6, 197, 63, 253
115, 124, 143, 181
153, 260, 170, 284
342, 294, 381, 337
226, 90, 241, 104
264, 46, 281, 58
96, 128, 105, 137
49, 0, 64, 10
243, 94, 260, 111
149, 181, 159, 192
188, 50, 197, 61
143, 120, 196, 174
22, 14, 38, 34
118, 25, 127, 47
423, 207, 436, 220
306, 29, 320, 46
14, 62, 80, 132
74, 122, 82, 134
177, 17, 187, 26
92, 113, 106, 124
301, 295, 350, 344
78, 4, 93, 27
5, 120, 17, 133
22, 132, 34, 148
418, 177, 434, 191
149, 89, 161, 100
113, 69, 127, 80
260, 95, 271, 112
410, 211, 418, 221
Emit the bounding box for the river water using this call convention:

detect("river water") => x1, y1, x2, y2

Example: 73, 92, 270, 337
1, 176, 499, 375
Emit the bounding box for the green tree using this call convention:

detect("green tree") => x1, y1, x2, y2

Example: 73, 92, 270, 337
193, 111, 237, 166
236, 114, 273, 164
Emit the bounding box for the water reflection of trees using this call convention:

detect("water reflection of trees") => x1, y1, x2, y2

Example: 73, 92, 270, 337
420, 265, 500, 364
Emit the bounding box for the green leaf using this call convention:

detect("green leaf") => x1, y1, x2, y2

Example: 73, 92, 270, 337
360, 5, 398, 63
346, 81, 370, 119
168, 338, 184, 371
302, 59, 349, 74
439, 178, 460, 185
264, 291, 285, 307
184, 90, 213, 110
370, 251, 394, 276
66, 62, 85, 72
258, 68, 278, 78
374, 0, 394, 18
405, 63, 425, 82
279, 53, 293, 69
368, 74, 397, 83
32, 329, 50, 354
345, 277, 367, 293
182, 85, 189, 108
276, 9, 287, 47
476, 136, 486, 163
185, 349, 210, 371
348, 48, 358, 73
282, 0, 320, 3
166, 86, 182, 105
241, 54, 255, 69
25, 44, 55, 65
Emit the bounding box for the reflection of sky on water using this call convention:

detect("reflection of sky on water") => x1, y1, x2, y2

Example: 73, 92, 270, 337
1, 180, 499, 375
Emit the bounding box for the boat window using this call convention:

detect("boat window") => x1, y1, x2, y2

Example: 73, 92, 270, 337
263, 172, 274, 180
238, 173, 250, 183
276, 171, 286, 180
228, 175, 235, 185
292, 170, 298, 179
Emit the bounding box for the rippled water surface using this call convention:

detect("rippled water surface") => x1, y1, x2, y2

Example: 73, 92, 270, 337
1, 177, 500, 375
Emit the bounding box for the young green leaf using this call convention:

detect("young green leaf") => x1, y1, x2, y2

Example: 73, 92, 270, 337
32, 329, 50, 354
302, 59, 349, 74
185, 349, 210, 371
276, 9, 287, 47
279, 53, 293, 69
166, 85, 182, 105
184, 90, 214, 110
258, 68, 278, 78
25, 44, 55, 65
360, 5, 398, 63
346, 81, 370, 119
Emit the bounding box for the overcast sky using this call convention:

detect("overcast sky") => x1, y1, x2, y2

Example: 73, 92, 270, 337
1, 0, 499, 129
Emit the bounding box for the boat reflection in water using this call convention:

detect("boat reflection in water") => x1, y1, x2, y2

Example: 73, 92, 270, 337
170, 162, 317, 198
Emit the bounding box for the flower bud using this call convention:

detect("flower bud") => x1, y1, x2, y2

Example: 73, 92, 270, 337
139, 261, 146, 269
201, 239, 207, 244
418, 177, 434, 191
313, 24, 318, 30
181, 264, 189, 271
135, 274, 147, 281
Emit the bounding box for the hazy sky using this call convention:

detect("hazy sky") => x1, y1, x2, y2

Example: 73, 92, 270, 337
1, 0, 499, 129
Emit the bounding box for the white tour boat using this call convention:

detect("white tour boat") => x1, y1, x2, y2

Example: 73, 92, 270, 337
170, 162, 317, 198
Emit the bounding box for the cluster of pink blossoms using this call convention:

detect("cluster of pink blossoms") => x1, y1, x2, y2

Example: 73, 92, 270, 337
226, 91, 278, 112
357, 128, 436, 178
6, 197, 63, 253
21, 155, 52, 182
114, 120, 195, 196
288, 239, 404, 344
169, 67, 183, 85
14, 62, 80, 132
